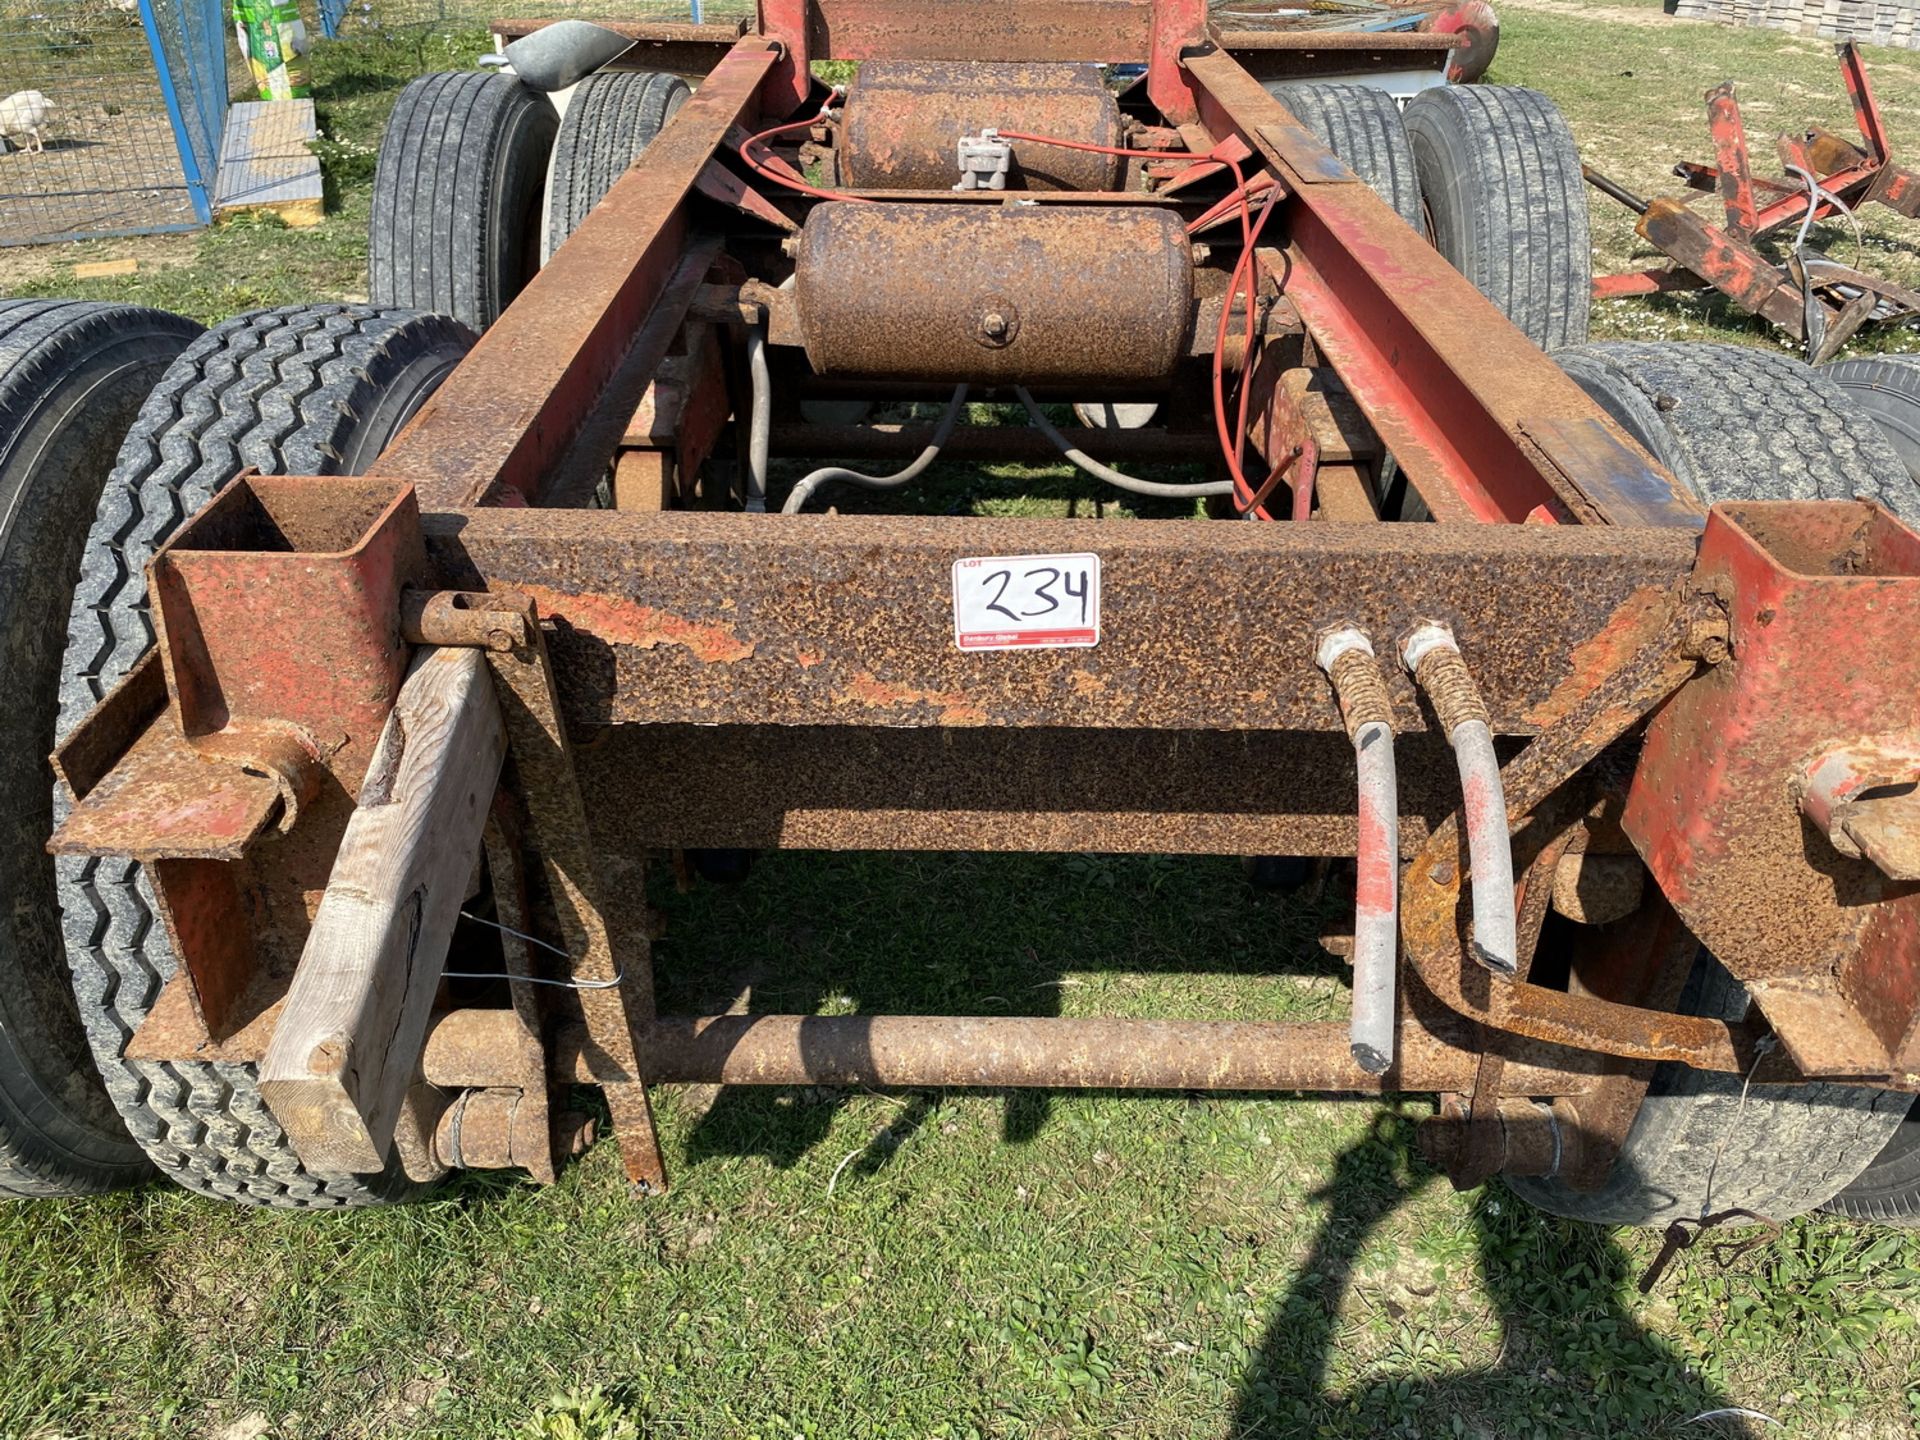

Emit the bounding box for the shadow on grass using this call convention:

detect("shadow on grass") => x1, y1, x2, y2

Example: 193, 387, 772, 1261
660, 852, 1343, 1171
1230, 1118, 1746, 1438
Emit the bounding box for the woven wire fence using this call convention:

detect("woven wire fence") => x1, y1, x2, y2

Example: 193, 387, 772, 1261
0, 0, 227, 244
318, 0, 750, 37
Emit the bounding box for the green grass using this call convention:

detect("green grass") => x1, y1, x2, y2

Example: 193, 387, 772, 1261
6, 6, 1920, 1439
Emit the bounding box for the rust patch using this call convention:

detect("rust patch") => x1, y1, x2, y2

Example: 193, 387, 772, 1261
1522, 584, 1674, 731
840, 674, 989, 726
516, 582, 756, 664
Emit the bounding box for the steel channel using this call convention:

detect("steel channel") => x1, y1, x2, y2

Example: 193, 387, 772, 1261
418, 508, 1697, 733
797, 0, 1156, 62
766, 422, 1217, 463
489, 19, 746, 76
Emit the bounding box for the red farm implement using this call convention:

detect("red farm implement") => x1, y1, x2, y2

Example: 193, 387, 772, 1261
1588, 40, 1920, 361
3, 0, 1920, 1227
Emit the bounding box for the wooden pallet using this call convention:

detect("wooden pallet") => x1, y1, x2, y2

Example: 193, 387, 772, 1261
214, 99, 324, 228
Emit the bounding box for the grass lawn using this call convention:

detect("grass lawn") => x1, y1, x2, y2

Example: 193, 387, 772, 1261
4, 7, 1920, 1440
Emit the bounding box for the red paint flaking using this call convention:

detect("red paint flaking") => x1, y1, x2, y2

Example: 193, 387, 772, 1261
517, 583, 755, 663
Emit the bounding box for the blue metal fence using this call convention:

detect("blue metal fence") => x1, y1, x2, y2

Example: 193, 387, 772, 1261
0, 0, 227, 244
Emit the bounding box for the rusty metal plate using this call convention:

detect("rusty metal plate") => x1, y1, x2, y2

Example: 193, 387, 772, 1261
579, 724, 1490, 857
1624, 501, 1920, 1077
421, 509, 1696, 733
50, 713, 284, 862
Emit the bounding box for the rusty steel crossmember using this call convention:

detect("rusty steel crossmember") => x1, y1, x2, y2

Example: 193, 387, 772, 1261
43, 0, 1920, 1204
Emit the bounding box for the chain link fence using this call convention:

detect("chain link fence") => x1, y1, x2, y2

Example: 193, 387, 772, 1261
0, 0, 229, 244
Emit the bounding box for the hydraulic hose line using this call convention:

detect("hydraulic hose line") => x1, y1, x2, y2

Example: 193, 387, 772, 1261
782, 385, 970, 513
1317, 628, 1400, 1075
1401, 623, 1518, 976
745, 326, 772, 512
1014, 388, 1235, 499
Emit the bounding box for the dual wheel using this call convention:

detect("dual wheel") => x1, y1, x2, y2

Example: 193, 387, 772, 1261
1264, 80, 1590, 350
368, 68, 688, 332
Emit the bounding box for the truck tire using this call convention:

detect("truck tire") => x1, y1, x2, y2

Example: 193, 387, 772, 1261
370, 71, 557, 332
1555, 341, 1919, 517
1403, 85, 1590, 349
1506, 955, 1911, 1226
1824, 352, 1920, 485
1, 300, 202, 1199
544, 70, 690, 262
1826, 1102, 1920, 1225
1264, 82, 1424, 231
53, 304, 474, 1208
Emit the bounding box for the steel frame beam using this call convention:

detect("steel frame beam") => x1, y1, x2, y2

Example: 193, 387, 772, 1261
376, 38, 777, 508
1181, 49, 1704, 530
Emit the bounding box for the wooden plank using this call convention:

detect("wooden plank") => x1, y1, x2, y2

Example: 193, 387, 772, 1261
259, 647, 506, 1174
214, 99, 324, 228
73, 257, 138, 279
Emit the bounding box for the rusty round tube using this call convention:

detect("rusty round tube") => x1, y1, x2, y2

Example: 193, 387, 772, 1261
613, 1016, 1420, 1090
768, 422, 1214, 463
838, 61, 1124, 192
794, 203, 1193, 387
420, 1010, 1618, 1096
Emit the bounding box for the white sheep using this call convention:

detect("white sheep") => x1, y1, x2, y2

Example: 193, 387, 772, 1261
0, 90, 55, 155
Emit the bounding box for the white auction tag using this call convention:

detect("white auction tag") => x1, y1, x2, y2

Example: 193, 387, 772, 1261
951, 553, 1100, 651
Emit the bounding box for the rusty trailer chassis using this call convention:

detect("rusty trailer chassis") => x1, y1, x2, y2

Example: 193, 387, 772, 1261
47, 0, 1920, 1200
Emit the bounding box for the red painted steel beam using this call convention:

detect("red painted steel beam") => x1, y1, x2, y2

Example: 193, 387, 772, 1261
1705, 82, 1759, 236
757, 0, 811, 118
1840, 39, 1890, 164
1183, 48, 1703, 530
1148, 0, 1207, 126
375, 39, 778, 509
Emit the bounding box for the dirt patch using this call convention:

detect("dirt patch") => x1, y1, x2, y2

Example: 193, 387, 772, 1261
0, 105, 197, 245
0, 226, 200, 286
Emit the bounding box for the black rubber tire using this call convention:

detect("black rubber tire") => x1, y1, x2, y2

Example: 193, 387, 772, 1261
1507, 955, 1912, 1226
1824, 352, 1920, 486
1402, 85, 1591, 350
369, 71, 558, 333
0, 300, 202, 1199
544, 70, 690, 262
1555, 341, 1920, 518
53, 304, 474, 1208
1826, 1101, 1920, 1225
1263, 82, 1424, 231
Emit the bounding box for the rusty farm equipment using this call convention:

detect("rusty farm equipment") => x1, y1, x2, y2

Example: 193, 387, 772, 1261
4, 0, 1920, 1229
1587, 41, 1920, 362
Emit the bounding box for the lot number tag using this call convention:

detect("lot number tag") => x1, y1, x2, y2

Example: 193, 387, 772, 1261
952, 553, 1100, 651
